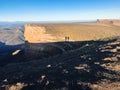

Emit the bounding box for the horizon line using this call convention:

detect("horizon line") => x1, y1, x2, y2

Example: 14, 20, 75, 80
0, 18, 120, 22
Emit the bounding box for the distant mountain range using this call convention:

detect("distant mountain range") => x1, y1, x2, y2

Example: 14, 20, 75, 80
0, 20, 97, 26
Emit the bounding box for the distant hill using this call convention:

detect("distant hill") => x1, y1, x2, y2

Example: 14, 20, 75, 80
97, 19, 120, 26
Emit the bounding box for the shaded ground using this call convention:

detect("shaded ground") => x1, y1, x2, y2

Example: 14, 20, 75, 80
0, 38, 120, 90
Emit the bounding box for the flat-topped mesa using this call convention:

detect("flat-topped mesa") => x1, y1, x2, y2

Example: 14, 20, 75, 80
97, 19, 120, 26
24, 23, 120, 43
24, 24, 57, 43
24, 23, 120, 60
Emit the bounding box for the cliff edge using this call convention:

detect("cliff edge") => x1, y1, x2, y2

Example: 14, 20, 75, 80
24, 23, 120, 43
24, 24, 57, 43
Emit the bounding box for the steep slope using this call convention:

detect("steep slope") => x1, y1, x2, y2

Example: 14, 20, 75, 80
0, 26, 24, 59
5, 27, 24, 45
24, 24, 57, 43
0, 26, 24, 45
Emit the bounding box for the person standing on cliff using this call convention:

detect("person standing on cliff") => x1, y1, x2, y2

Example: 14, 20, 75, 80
65, 36, 70, 42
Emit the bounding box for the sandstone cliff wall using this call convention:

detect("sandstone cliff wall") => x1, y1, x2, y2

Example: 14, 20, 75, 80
97, 19, 120, 26
24, 24, 57, 43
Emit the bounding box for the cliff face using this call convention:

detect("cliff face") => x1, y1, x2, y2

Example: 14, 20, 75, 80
24, 24, 56, 43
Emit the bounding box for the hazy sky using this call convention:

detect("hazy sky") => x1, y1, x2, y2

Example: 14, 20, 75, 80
0, 0, 120, 21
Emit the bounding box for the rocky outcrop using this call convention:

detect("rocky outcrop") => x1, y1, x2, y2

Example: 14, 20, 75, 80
97, 19, 120, 26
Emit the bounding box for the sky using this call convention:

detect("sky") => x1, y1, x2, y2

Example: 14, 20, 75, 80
0, 0, 120, 21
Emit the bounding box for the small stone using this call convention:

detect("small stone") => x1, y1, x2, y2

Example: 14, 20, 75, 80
3, 79, 7, 82
88, 57, 92, 60
103, 58, 111, 61
41, 75, 46, 79
47, 64, 51, 68
94, 62, 100, 65
74, 66, 85, 70
63, 69, 69, 74
46, 80, 49, 85
12, 50, 21, 56
85, 44, 89, 46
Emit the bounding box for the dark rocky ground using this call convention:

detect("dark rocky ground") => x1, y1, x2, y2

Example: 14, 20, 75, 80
0, 38, 120, 90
